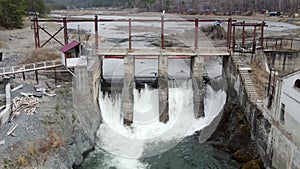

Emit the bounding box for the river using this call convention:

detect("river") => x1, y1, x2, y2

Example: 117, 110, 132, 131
75, 57, 239, 169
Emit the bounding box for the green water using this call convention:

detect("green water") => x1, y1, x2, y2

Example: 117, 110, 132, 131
79, 136, 240, 169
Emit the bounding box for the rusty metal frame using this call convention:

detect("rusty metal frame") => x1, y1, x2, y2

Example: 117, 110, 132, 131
39, 26, 64, 48
32, 17, 240, 51
231, 21, 267, 54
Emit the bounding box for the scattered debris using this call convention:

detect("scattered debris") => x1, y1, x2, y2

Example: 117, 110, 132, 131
45, 81, 54, 89
6, 124, 18, 136
11, 84, 24, 92
34, 85, 46, 92
20, 92, 33, 97
33, 91, 43, 98
0, 105, 5, 111
0, 140, 5, 145
33, 84, 56, 97
44, 91, 56, 97
12, 96, 39, 119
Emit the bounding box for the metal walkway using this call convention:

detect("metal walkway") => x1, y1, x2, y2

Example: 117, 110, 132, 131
0, 60, 62, 76
97, 47, 230, 56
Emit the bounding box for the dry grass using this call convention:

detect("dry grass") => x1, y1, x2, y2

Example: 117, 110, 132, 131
0, 40, 5, 48
250, 62, 269, 100
16, 156, 26, 167
29, 130, 65, 155
22, 48, 61, 64
4, 131, 66, 168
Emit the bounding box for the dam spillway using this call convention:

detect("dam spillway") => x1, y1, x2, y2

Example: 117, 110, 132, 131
77, 58, 228, 169
100, 54, 204, 124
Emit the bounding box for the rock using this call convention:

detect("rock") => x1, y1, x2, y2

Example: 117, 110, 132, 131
233, 148, 257, 163
229, 124, 251, 151
33, 91, 43, 98
201, 25, 226, 40
201, 25, 213, 32
242, 159, 264, 169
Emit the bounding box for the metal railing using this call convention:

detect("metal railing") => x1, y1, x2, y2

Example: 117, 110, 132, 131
0, 60, 62, 76
265, 37, 300, 51
97, 47, 230, 56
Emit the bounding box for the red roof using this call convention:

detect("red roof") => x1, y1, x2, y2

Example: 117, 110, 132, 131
60, 40, 80, 53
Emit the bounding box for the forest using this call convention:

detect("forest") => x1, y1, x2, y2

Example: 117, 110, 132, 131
0, 0, 46, 28
46, 0, 300, 13
0, 0, 299, 29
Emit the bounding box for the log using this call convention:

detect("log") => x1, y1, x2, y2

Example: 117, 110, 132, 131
11, 84, 24, 92
6, 124, 18, 136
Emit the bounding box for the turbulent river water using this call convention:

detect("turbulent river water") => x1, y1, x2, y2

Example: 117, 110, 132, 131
77, 59, 241, 169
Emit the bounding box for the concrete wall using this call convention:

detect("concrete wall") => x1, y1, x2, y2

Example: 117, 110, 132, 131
224, 55, 272, 167
268, 126, 300, 169
268, 71, 300, 146
280, 73, 300, 146
266, 51, 300, 75
281, 73, 300, 119
72, 55, 102, 140
0, 84, 11, 125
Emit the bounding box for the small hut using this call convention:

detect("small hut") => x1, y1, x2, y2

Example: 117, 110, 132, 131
60, 40, 81, 67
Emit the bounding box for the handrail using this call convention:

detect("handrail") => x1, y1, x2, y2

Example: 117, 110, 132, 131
97, 47, 230, 56
0, 60, 62, 76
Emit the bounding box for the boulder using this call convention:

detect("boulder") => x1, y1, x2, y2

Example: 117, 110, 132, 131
229, 124, 251, 151
242, 159, 264, 169
233, 148, 257, 163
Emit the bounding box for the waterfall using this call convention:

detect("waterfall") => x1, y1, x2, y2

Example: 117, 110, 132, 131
96, 79, 226, 169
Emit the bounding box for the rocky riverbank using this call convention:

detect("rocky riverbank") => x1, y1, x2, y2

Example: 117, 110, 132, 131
0, 75, 100, 168
208, 98, 265, 169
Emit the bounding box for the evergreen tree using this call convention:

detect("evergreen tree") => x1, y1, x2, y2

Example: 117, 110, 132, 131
25, 0, 48, 16
0, 0, 26, 28
0, 0, 49, 28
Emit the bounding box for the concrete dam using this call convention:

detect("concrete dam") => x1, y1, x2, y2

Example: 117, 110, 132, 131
31, 16, 300, 168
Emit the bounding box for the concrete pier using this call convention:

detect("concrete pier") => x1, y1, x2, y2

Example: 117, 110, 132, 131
158, 53, 169, 123
192, 55, 204, 117
123, 55, 135, 125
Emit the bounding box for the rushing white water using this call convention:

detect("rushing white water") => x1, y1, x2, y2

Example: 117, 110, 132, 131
96, 79, 226, 168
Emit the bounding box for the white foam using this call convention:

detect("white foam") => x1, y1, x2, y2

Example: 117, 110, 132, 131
96, 81, 226, 169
